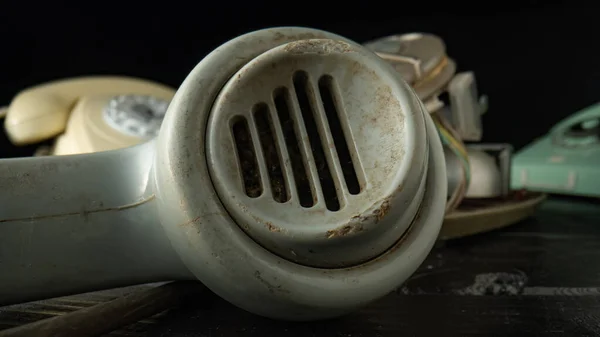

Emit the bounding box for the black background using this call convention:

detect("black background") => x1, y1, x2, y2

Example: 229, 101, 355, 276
1, 4, 600, 335
0, 1, 596, 157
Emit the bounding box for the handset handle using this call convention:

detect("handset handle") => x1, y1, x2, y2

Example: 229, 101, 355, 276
0, 141, 190, 306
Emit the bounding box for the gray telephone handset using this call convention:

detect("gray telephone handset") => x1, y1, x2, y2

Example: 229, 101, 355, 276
0, 27, 447, 321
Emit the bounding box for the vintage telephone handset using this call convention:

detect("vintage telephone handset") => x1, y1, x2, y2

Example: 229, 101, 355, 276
0, 27, 447, 321
3, 76, 175, 155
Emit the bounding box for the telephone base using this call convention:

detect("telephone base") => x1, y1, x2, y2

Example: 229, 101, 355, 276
511, 137, 600, 197
511, 104, 600, 198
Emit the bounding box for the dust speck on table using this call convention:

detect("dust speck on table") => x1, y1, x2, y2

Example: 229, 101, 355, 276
454, 272, 528, 296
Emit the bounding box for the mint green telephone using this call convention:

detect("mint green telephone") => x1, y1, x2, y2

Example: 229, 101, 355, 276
511, 103, 600, 197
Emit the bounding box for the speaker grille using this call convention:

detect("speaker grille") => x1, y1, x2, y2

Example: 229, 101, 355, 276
232, 71, 362, 212
207, 37, 425, 267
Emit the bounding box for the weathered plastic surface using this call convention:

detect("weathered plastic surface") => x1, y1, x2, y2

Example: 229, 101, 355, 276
0, 27, 447, 321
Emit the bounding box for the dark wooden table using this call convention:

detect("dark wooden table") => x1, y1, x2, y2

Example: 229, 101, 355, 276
1, 196, 599, 336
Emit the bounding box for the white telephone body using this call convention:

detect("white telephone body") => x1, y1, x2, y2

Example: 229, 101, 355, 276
363, 33, 486, 142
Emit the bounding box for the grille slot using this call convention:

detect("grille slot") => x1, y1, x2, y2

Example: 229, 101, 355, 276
274, 88, 315, 207
318, 75, 362, 195
253, 103, 289, 203
231, 71, 364, 211
232, 117, 262, 198
293, 71, 340, 212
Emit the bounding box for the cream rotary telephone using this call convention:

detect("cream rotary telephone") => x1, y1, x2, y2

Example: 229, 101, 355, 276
0, 27, 447, 321
2, 77, 175, 156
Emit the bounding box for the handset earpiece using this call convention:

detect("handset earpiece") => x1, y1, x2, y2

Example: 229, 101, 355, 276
3, 76, 174, 151
0, 27, 447, 321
